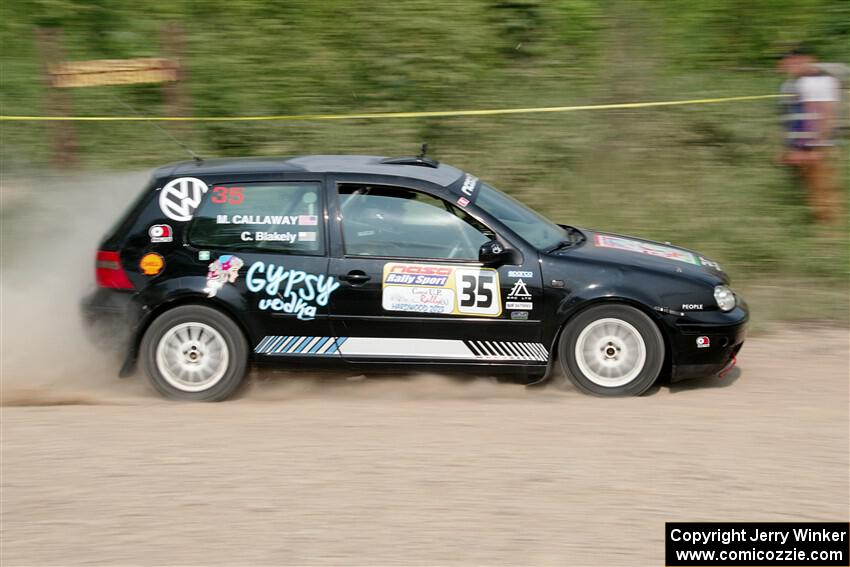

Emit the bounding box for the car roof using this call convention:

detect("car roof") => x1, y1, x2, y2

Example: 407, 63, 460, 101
153, 155, 466, 187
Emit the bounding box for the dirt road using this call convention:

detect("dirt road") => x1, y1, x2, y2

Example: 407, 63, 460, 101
1, 173, 848, 565
2, 327, 848, 566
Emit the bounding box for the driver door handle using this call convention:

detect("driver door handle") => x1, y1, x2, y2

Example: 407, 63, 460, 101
340, 270, 371, 285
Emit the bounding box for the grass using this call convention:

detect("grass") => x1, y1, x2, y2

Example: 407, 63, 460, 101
1, 0, 848, 329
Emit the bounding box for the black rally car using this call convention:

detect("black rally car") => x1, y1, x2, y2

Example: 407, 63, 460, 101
83, 154, 747, 401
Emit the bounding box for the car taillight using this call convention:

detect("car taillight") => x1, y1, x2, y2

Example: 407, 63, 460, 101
96, 250, 134, 289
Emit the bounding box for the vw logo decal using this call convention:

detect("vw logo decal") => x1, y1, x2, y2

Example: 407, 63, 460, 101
159, 177, 209, 222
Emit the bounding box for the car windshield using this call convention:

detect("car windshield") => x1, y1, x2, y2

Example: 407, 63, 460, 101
475, 183, 566, 250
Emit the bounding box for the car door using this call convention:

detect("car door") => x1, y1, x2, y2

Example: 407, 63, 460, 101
326, 179, 548, 366
185, 176, 340, 358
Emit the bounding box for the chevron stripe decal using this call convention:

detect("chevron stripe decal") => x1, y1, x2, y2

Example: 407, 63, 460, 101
464, 340, 548, 362
255, 336, 348, 355
255, 336, 548, 362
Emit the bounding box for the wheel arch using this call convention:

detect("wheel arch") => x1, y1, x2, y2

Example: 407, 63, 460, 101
120, 295, 253, 377
545, 296, 674, 380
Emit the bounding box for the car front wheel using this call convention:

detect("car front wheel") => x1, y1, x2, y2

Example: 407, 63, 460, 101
140, 305, 248, 401
557, 304, 664, 396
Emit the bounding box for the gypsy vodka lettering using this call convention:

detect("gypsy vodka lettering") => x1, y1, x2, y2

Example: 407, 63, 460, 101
246, 261, 340, 320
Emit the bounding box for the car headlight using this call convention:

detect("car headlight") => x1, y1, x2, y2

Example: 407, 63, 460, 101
714, 285, 736, 312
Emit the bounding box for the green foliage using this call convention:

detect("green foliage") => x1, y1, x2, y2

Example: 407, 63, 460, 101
0, 0, 847, 324
652, 0, 850, 67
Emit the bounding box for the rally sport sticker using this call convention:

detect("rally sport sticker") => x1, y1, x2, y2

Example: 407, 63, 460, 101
382, 263, 501, 317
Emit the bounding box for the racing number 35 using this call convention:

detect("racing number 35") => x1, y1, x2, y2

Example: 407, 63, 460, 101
455, 268, 501, 316
210, 186, 244, 205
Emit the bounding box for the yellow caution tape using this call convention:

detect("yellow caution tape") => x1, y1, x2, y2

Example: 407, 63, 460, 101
0, 93, 788, 122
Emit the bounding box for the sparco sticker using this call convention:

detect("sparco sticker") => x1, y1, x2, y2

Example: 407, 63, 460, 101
382, 263, 501, 317
158, 177, 209, 222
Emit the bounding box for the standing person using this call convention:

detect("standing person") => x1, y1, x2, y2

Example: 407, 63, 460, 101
778, 46, 843, 226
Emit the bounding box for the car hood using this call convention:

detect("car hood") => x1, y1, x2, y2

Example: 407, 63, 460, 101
552, 226, 730, 284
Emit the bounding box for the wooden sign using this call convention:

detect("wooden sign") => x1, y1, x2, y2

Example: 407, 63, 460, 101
49, 57, 179, 88
35, 24, 191, 168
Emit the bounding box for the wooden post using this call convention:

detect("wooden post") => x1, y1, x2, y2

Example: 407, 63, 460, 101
34, 27, 78, 169
160, 23, 191, 130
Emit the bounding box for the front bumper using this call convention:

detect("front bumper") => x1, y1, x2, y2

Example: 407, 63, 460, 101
666, 306, 748, 383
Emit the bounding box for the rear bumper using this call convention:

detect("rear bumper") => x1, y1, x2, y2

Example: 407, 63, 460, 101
80, 288, 137, 348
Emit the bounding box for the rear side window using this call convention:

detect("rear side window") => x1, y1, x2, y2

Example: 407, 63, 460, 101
188, 182, 324, 254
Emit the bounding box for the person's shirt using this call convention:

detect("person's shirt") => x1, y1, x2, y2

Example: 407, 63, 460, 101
783, 73, 840, 148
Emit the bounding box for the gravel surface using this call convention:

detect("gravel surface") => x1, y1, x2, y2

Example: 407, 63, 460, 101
2, 327, 847, 566
2, 173, 847, 565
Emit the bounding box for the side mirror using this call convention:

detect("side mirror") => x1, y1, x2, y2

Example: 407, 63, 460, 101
478, 239, 516, 266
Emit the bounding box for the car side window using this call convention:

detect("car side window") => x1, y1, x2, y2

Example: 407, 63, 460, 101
188, 182, 324, 254
338, 184, 490, 260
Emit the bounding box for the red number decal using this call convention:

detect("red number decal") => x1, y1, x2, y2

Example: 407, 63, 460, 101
210, 186, 228, 204
210, 186, 244, 205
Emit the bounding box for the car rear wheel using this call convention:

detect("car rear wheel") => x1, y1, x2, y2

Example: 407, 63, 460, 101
557, 304, 664, 396
140, 305, 248, 401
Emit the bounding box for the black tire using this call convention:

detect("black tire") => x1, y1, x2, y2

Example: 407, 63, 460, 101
556, 304, 664, 397
140, 305, 248, 401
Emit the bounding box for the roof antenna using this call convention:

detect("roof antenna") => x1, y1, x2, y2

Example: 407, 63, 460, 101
111, 95, 203, 164
418, 142, 428, 159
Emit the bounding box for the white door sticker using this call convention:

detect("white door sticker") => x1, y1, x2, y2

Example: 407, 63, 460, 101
382, 286, 455, 314
382, 263, 502, 317
454, 268, 501, 316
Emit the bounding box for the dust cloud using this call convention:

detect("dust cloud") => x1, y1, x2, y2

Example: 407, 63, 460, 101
1, 171, 153, 405
0, 171, 541, 405
240, 370, 556, 403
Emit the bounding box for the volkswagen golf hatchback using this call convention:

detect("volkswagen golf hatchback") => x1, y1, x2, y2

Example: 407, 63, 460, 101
83, 155, 747, 401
